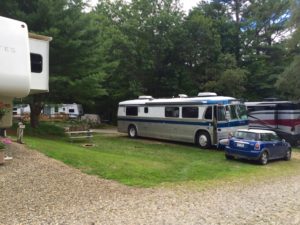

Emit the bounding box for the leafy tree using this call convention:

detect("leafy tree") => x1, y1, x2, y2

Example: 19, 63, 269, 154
181, 7, 222, 95
240, 0, 290, 99
203, 54, 247, 97
1, 0, 108, 127
276, 0, 300, 99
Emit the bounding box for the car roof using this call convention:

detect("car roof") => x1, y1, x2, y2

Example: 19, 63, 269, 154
237, 129, 276, 134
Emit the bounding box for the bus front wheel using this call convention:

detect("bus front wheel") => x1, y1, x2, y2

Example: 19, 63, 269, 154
128, 125, 138, 138
196, 131, 211, 149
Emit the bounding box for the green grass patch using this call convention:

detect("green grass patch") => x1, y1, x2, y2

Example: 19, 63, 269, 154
24, 134, 300, 187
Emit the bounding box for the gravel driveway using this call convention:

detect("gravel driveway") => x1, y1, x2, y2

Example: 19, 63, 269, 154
1, 143, 300, 225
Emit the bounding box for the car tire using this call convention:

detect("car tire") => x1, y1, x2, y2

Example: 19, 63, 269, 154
196, 131, 211, 149
284, 149, 292, 161
259, 151, 268, 165
225, 154, 234, 160
128, 125, 138, 138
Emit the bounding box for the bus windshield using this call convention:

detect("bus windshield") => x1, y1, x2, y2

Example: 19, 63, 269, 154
236, 105, 247, 119
229, 104, 248, 120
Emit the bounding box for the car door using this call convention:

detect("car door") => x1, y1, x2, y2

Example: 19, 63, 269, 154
260, 133, 278, 159
271, 133, 286, 157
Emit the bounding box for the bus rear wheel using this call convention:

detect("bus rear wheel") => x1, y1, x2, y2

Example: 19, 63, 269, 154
196, 131, 211, 149
128, 125, 138, 138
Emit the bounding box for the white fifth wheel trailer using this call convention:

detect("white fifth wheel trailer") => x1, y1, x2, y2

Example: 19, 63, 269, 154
118, 93, 248, 148
0, 16, 52, 128
43, 103, 84, 119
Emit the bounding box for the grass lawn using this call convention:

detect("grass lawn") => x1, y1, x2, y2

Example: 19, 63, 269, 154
24, 134, 300, 187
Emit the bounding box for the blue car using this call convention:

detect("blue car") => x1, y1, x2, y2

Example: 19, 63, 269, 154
223, 129, 292, 165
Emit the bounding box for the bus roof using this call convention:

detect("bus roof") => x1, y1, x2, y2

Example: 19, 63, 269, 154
119, 96, 240, 106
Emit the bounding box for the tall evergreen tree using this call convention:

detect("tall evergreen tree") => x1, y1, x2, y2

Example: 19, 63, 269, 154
276, 0, 300, 99
1, 0, 107, 127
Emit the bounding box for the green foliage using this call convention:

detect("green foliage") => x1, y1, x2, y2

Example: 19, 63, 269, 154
276, 56, 300, 99
25, 135, 300, 187
276, 0, 300, 99
205, 68, 247, 98
0, 0, 297, 122
12, 122, 66, 138
0, 142, 5, 150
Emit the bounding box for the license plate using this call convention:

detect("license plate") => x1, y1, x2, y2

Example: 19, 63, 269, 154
236, 143, 244, 148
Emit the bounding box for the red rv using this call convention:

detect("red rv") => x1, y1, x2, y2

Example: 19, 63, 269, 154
246, 101, 300, 146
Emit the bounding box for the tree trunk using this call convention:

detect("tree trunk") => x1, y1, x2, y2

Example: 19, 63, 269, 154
234, 0, 241, 64
29, 95, 44, 128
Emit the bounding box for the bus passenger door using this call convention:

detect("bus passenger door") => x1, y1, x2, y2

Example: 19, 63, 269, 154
214, 106, 229, 141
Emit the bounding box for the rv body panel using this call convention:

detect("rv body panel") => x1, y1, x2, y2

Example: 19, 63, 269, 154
29, 33, 52, 94
13, 104, 31, 116
0, 16, 31, 98
246, 101, 300, 145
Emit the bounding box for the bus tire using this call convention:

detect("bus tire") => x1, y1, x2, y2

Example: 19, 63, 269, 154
196, 131, 211, 149
128, 125, 138, 138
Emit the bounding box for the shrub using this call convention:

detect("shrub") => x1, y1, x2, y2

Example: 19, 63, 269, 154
12, 122, 66, 138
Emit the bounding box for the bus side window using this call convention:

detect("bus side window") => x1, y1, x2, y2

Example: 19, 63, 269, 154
126, 106, 138, 116
165, 107, 179, 118
204, 106, 212, 120
182, 107, 198, 118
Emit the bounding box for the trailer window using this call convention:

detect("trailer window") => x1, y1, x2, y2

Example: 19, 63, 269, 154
69, 109, 75, 113
144, 107, 148, 113
126, 106, 138, 116
182, 107, 198, 118
165, 107, 179, 118
30, 53, 43, 73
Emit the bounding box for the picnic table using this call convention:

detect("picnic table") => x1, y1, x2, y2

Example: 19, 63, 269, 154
65, 130, 93, 142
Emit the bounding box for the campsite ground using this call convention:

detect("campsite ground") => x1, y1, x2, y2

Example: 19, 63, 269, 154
2, 124, 300, 224
1, 140, 300, 224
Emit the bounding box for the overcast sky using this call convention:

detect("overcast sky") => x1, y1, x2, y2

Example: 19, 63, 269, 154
181, 0, 199, 12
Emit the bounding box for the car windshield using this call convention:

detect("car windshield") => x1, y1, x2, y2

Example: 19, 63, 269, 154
234, 131, 258, 141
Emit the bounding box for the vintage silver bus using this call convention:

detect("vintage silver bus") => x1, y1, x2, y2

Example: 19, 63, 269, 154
117, 93, 248, 148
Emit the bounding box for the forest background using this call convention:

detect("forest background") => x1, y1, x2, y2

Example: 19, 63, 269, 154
0, 0, 299, 125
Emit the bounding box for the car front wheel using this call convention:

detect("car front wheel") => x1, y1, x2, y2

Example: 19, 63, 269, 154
284, 149, 292, 161
259, 151, 268, 165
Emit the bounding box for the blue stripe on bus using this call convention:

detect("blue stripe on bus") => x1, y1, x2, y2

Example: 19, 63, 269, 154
118, 117, 248, 128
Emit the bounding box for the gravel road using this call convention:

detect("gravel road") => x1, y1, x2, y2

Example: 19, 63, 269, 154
1, 143, 300, 225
